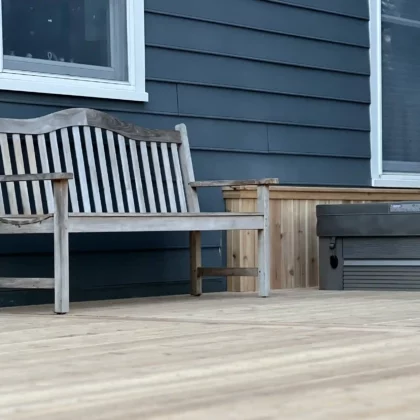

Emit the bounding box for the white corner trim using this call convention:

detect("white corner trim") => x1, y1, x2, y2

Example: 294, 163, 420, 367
369, 0, 383, 184
0, 0, 148, 102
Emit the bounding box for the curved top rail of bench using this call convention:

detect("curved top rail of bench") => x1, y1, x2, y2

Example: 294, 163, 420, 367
0, 108, 182, 143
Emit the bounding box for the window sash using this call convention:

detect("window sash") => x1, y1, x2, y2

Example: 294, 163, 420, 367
370, 0, 420, 186
4, 55, 117, 81
0, 0, 147, 102
2, 0, 128, 82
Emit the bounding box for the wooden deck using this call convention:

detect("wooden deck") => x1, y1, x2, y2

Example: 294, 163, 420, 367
2, 289, 420, 419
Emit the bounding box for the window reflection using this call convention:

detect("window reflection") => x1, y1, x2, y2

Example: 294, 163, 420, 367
2, 0, 113, 68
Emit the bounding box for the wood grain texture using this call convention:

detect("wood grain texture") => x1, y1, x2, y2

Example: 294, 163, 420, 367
0, 133, 18, 214
0, 173, 73, 182
257, 185, 270, 297
84, 127, 102, 213
161, 143, 177, 213
118, 134, 135, 213
95, 128, 113, 213
223, 186, 420, 291
222, 186, 420, 200
191, 178, 279, 188
225, 197, 258, 292
129, 139, 146, 213
140, 141, 157, 213
54, 180, 69, 314
0, 108, 182, 143
106, 130, 124, 213
198, 267, 258, 277
190, 231, 202, 296
0, 277, 54, 289
72, 127, 90, 213
176, 124, 200, 212
60, 129, 79, 213
1, 290, 420, 419
150, 142, 167, 213
12, 135, 31, 215
171, 143, 188, 213
25, 135, 43, 214
0, 213, 265, 235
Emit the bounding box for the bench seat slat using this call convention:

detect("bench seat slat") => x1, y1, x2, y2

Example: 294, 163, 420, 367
0, 277, 54, 289
70, 213, 265, 233
0, 212, 264, 234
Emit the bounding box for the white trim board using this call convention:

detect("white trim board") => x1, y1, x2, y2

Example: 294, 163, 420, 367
369, 0, 420, 188
0, 0, 148, 102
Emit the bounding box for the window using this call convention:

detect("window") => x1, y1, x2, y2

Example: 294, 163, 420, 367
371, 0, 420, 186
0, 0, 148, 102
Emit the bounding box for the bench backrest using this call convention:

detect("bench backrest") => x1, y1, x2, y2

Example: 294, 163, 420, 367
0, 108, 199, 215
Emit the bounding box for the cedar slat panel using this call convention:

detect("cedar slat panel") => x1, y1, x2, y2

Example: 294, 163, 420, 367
223, 186, 420, 291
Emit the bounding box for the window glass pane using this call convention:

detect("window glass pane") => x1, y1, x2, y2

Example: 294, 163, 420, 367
382, 0, 420, 21
2, 0, 128, 81
382, 2, 420, 172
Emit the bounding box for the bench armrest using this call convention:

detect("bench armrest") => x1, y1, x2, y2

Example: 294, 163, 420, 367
0, 173, 73, 183
189, 178, 279, 188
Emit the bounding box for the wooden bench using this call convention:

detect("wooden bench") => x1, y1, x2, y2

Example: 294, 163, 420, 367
0, 108, 278, 313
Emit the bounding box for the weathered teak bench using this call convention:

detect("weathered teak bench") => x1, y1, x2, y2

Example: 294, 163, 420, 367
0, 108, 278, 313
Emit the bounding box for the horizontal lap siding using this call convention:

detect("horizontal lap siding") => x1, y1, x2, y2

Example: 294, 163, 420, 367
0, 0, 371, 306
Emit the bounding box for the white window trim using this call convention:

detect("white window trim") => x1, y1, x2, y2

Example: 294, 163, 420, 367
370, 0, 420, 187
0, 0, 148, 102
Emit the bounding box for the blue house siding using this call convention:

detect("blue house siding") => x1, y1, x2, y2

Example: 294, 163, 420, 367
0, 0, 371, 307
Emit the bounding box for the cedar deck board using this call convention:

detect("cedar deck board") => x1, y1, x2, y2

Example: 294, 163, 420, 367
1, 289, 420, 419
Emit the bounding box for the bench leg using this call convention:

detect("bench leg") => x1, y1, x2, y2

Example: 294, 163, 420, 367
54, 180, 69, 314
190, 231, 202, 296
257, 185, 270, 297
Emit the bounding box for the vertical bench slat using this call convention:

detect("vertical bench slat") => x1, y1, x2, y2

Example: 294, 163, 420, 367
0, 135, 7, 214
129, 140, 146, 213
140, 141, 156, 213
117, 134, 135, 213
150, 142, 167, 213
161, 143, 177, 213
49, 131, 62, 173
12, 135, 31, 214
95, 128, 113, 213
84, 127, 102, 213
60, 129, 79, 213
25, 135, 43, 214
0, 134, 18, 214
171, 144, 187, 212
72, 127, 91, 212
37, 135, 55, 213
0, 183, 4, 214
106, 130, 124, 213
